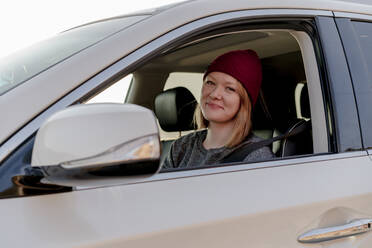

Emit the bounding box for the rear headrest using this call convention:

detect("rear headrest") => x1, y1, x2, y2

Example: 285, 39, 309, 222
154, 87, 197, 132
300, 83, 311, 119
251, 90, 274, 130
252, 75, 295, 132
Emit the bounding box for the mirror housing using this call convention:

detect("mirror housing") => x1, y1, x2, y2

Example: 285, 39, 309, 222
31, 103, 161, 182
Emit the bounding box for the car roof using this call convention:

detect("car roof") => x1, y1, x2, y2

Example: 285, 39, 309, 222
171, 0, 372, 15
75, 0, 372, 30
79, 0, 372, 58
142, 0, 372, 19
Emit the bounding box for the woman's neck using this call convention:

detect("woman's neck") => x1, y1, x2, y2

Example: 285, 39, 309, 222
203, 121, 235, 149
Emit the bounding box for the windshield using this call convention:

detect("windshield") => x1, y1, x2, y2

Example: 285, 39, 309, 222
0, 15, 148, 95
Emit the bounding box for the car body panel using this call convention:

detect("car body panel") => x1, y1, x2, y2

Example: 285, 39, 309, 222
1, 152, 371, 247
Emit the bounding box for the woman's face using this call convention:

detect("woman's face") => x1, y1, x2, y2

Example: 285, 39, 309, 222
201, 71, 241, 125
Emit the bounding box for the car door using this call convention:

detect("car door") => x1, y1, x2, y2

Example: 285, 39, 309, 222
1, 7, 372, 248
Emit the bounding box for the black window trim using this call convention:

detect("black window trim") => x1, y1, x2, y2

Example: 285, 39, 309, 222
315, 16, 363, 152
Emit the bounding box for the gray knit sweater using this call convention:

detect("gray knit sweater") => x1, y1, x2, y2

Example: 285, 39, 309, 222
162, 129, 275, 169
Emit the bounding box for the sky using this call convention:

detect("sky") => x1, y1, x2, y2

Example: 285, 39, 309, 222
1, 0, 371, 60
0, 0, 182, 59
0, 0, 182, 103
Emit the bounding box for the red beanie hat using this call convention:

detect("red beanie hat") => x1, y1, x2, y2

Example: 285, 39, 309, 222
203, 49, 262, 106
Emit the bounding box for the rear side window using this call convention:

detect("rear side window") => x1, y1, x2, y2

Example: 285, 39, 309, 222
348, 20, 372, 147
351, 21, 372, 80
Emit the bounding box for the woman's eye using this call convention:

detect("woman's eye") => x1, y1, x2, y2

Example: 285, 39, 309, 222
227, 87, 236, 92
205, 81, 215, 86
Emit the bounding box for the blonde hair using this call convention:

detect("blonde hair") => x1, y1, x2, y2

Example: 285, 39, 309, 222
194, 82, 252, 148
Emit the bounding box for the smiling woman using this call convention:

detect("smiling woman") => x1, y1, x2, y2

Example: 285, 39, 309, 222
201, 72, 242, 128
162, 50, 275, 169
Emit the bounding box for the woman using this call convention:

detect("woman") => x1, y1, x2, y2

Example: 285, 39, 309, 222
162, 50, 275, 169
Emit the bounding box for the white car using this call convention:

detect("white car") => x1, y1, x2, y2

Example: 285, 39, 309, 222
1, 0, 372, 247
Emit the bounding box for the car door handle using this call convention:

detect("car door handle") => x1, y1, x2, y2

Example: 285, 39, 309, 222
298, 218, 372, 243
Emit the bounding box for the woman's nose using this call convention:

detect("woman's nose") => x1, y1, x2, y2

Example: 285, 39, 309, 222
209, 85, 223, 99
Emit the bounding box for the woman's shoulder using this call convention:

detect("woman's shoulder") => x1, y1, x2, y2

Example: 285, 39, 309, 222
163, 129, 207, 169
242, 134, 276, 162
245, 133, 266, 143
168, 129, 207, 156
173, 129, 207, 145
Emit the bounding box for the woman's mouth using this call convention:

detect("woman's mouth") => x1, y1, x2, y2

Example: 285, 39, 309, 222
206, 102, 224, 110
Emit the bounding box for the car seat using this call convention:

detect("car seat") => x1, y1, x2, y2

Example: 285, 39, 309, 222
154, 87, 197, 164
275, 83, 313, 157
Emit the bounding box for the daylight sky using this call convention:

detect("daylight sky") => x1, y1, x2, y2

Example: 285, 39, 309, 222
0, 0, 182, 59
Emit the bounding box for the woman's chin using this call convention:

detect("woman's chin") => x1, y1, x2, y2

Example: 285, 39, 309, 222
205, 116, 233, 124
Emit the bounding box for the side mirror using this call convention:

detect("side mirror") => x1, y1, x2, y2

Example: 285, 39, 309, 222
31, 103, 161, 186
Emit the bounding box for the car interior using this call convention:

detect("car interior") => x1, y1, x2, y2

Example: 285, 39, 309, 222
87, 25, 329, 168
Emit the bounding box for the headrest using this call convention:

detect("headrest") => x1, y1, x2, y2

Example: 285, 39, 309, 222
251, 90, 274, 130
300, 83, 311, 118
154, 87, 197, 132
252, 75, 294, 131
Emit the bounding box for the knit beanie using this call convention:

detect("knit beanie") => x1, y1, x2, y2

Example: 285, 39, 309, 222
203, 49, 262, 106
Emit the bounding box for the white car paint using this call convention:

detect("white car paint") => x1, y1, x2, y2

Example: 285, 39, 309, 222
1, 153, 372, 247
32, 104, 159, 167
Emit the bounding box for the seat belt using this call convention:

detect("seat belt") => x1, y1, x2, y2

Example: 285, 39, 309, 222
221, 119, 308, 163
